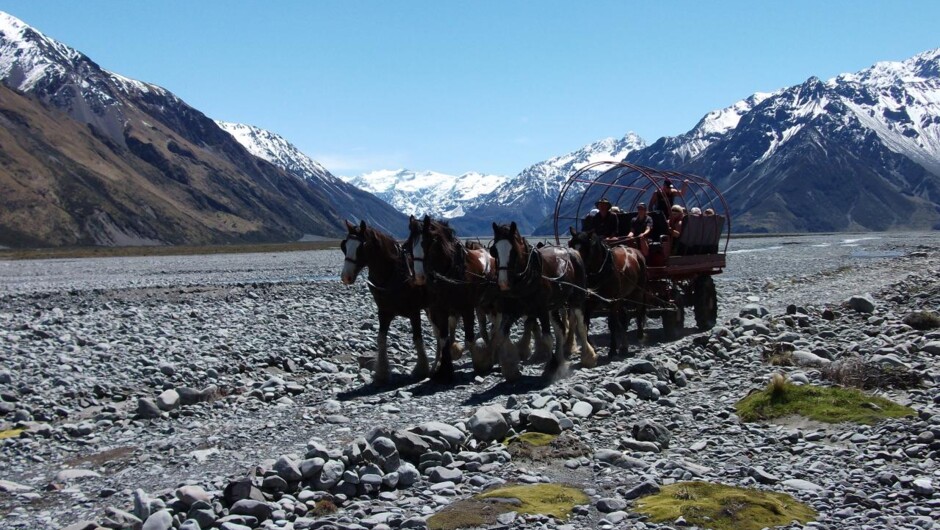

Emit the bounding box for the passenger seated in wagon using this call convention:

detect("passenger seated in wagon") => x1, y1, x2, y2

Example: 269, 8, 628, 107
666, 204, 684, 254
626, 202, 653, 256
592, 197, 620, 241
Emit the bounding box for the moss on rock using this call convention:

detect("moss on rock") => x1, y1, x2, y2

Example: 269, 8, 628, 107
636, 481, 816, 530
427, 483, 589, 529
504, 432, 557, 447
0, 428, 24, 439
736, 379, 915, 425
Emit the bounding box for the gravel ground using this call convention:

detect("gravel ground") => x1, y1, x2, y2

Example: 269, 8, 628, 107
0, 231, 938, 530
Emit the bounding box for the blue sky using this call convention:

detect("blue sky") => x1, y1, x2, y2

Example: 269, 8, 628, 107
2, 1, 939, 176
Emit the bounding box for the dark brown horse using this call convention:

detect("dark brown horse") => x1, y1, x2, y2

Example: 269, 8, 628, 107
408, 215, 499, 379
340, 219, 429, 383
568, 229, 647, 357
490, 222, 596, 380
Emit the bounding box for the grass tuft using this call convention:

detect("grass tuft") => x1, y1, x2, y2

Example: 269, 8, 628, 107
0, 428, 25, 439
504, 432, 558, 447
736, 380, 915, 425
636, 481, 816, 530
902, 310, 940, 330
311, 499, 337, 516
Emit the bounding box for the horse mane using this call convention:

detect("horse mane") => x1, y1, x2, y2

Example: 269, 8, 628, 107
364, 225, 401, 262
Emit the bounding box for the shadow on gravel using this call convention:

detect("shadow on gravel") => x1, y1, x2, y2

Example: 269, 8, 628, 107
336, 374, 419, 400
461, 374, 548, 406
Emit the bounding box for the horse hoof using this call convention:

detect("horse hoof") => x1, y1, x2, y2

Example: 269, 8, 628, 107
450, 342, 464, 360
581, 354, 598, 369
374, 371, 390, 385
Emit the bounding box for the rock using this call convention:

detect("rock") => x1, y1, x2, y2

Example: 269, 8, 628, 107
104, 508, 143, 530
620, 439, 660, 453
175, 485, 210, 506
632, 419, 671, 448
223, 478, 264, 504
596, 497, 627, 512
230, 499, 273, 521
870, 353, 911, 369
156, 389, 180, 411
792, 350, 831, 367
397, 462, 420, 488
921, 341, 940, 355
570, 401, 593, 418
912, 478, 934, 497
382, 429, 432, 463
468, 406, 509, 443
177, 385, 218, 406
622, 481, 660, 500
0, 480, 33, 492
627, 378, 658, 401
315, 460, 345, 490
740, 304, 769, 318
847, 294, 876, 313
273, 455, 303, 481
428, 466, 463, 483
135, 398, 162, 419
142, 510, 174, 530
414, 421, 463, 447
55, 469, 101, 481
133, 489, 151, 521
748, 466, 780, 485
61, 522, 99, 530
300, 457, 325, 479
782, 479, 823, 492
527, 410, 562, 434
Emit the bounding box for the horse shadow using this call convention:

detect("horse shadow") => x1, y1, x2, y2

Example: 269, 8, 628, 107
461, 374, 548, 407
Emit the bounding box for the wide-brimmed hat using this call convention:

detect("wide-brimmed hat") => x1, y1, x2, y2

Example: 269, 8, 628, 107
595, 198, 612, 208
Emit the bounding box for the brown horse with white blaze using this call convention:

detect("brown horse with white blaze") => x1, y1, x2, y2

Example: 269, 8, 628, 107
408, 215, 499, 379
491, 221, 597, 380
340, 219, 430, 383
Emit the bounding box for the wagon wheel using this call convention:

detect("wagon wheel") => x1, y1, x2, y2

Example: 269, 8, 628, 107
661, 286, 685, 339
693, 275, 718, 331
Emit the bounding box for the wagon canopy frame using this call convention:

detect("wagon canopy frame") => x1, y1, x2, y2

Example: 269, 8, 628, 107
552, 161, 731, 254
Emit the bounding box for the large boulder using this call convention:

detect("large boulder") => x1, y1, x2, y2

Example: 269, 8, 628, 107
632, 419, 671, 449
468, 406, 510, 443
846, 294, 876, 314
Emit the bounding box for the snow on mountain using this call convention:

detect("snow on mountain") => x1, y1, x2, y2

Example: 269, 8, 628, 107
449, 132, 647, 235
216, 121, 332, 181
340, 169, 510, 218
828, 47, 940, 175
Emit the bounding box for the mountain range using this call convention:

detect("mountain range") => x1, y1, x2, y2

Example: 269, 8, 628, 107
0, 11, 405, 247
1, 9, 938, 247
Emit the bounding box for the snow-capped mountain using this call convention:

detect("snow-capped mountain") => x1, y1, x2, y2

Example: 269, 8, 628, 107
625, 47, 940, 232
450, 132, 646, 235
340, 169, 510, 218
0, 11, 406, 246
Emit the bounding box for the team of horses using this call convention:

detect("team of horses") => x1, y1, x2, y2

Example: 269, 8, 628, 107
340, 216, 646, 384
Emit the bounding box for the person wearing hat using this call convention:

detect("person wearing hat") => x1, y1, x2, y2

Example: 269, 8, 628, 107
592, 197, 619, 239
650, 178, 689, 215
627, 202, 653, 256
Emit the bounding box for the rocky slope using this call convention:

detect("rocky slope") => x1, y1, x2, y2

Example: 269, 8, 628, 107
0, 233, 937, 529
627, 48, 940, 233
0, 11, 405, 247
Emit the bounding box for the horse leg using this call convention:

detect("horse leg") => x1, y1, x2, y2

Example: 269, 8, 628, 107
447, 315, 464, 360
410, 312, 431, 379
516, 316, 535, 362
563, 309, 576, 358
375, 310, 393, 384
494, 314, 521, 381
543, 311, 567, 378
573, 306, 597, 368
430, 311, 454, 382
471, 308, 492, 374
635, 296, 646, 342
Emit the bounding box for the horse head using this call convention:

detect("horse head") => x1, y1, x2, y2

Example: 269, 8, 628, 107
568, 227, 604, 272
341, 219, 368, 285
492, 221, 528, 291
